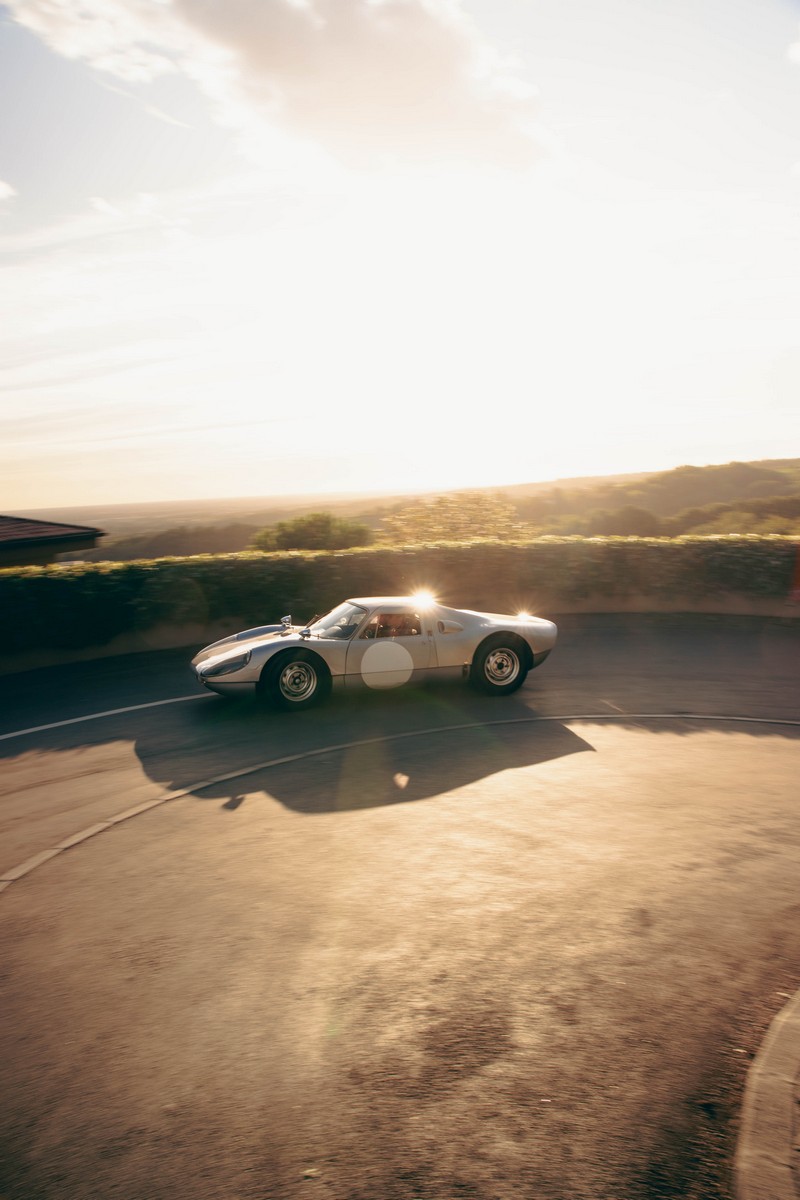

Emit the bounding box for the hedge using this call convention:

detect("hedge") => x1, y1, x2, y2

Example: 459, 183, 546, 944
2, 536, 798, 659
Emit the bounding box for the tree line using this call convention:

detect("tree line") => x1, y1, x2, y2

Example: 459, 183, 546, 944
65, 459, 800, 559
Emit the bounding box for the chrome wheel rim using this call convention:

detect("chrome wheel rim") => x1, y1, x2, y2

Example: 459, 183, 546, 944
279, 661, 317, 702
484, 647, 520, 686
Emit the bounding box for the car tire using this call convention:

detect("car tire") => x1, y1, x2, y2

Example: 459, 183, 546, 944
260, 650, 331, 711
470, 635, 529, 696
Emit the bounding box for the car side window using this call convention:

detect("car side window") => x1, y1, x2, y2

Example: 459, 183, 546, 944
361, 612, 421, 639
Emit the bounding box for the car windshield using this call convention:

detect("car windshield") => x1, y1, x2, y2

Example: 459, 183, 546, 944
307, 602, 367, 639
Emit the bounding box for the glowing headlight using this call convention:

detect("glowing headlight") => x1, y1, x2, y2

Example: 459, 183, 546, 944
201, 649, 251, 678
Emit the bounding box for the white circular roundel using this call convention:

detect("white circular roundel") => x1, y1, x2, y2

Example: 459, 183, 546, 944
360, 641, 415, 689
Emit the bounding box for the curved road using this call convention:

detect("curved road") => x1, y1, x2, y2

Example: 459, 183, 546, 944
1, 614, 799, 1200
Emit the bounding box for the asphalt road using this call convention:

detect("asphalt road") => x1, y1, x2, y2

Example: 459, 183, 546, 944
1, 614, 799, 1200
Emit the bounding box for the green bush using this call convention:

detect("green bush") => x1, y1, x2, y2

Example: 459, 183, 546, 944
1, 536, 797, 658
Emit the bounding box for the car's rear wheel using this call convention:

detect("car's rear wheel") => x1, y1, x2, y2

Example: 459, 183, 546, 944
261, 650, 331, 711
470, 635, 529, 696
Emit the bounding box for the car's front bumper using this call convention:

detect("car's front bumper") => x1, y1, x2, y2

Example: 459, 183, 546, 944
195, 674, 257, 698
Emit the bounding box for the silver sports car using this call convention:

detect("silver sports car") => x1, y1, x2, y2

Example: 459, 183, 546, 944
192, 594, 556, 710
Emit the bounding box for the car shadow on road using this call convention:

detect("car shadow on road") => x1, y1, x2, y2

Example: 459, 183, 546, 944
136, 686, 597, 814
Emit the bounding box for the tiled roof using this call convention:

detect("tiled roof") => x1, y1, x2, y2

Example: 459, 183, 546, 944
0, 516, 106, 545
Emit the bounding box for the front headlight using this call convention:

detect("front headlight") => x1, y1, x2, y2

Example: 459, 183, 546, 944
201, 649, 252, 678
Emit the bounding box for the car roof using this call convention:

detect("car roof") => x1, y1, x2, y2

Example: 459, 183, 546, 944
347, 596, 435, 609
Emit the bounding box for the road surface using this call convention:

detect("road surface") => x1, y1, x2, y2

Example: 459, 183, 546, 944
1, 614, 799, 1200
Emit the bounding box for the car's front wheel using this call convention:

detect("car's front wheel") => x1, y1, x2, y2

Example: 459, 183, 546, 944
260, 650, 331, 711
470, 635, 529, 696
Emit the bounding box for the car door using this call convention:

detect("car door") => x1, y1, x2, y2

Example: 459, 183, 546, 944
344, 608, 432, 689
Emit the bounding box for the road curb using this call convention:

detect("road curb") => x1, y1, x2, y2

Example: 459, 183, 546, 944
734, 988, 800, 1200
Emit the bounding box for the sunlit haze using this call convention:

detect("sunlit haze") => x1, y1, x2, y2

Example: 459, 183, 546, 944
2, 0, 799, 509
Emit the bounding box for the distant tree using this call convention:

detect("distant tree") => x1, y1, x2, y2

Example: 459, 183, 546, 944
251, 512, 373, 552
662, 491, 800, 535
403, 462, 800, 536
753, 493, 800, 519
251, 528, 278, 551
381, 492, 527, 543
682, 510, 800, 536
587, 505, 662, 537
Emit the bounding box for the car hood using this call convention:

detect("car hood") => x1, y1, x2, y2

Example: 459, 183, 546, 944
191, 626, 307, 667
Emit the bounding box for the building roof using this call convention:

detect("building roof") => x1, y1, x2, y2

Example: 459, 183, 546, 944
0, 515, 106, 547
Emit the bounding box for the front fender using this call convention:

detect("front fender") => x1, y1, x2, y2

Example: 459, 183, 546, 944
256, 640, 348, 682
255, 644, 332, 689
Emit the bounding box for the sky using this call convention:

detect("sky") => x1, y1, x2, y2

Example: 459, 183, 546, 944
2, 0, 800, 510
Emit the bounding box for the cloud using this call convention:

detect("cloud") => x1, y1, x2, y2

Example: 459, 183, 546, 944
6, 0, 181, 82
6, 0, 540, 166
89, 196, 121, 216
788, 28, 800, 64
0, 180, 18, 202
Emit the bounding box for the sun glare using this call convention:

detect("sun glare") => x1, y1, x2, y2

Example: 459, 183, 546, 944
411, 590, 436, 609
